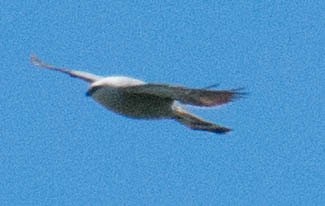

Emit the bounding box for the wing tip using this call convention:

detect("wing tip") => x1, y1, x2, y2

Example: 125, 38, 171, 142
30, 54, 42, 67
212, 127, 232, 134
199, 88, 248, 107
231, 87, 249, 98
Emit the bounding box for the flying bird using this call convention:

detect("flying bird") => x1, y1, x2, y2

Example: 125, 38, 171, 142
31, 55, 244, 134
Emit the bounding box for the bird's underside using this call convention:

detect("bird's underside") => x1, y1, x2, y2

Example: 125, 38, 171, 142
31, 55, 245, 134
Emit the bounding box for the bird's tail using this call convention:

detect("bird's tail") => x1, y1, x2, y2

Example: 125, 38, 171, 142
172, 106, 231, 134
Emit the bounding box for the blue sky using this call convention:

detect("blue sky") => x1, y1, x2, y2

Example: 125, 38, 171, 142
1, 1, 324, 205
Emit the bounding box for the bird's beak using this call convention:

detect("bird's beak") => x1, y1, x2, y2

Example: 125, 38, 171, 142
86, 86, 100, 96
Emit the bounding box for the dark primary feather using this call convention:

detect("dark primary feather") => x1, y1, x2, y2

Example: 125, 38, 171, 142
121, 84, 245, 107
173, 107, 232, 134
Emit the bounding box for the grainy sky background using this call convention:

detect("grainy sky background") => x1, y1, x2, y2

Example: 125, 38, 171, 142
1, 1, 324, 205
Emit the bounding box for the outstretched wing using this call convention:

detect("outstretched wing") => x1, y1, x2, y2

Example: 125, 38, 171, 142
31, 55, 103, 83
122, 84, 245, 107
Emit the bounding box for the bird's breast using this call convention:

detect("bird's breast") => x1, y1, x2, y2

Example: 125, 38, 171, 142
89, 86, 174, 119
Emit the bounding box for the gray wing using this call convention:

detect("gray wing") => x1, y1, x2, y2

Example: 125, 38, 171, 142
31, 55, 102, 83
121, 84, 245, 107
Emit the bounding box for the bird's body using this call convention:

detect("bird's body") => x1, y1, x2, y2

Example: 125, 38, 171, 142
31, 55, 244, 134
89, 82, 175, 119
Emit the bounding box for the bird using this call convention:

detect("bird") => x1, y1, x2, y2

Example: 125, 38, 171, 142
31, 55, 245, 134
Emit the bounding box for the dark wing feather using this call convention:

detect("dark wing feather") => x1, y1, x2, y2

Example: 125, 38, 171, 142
121, 84, 245, 107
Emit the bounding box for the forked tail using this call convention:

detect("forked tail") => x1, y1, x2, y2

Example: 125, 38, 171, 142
172, 106, 231, 134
